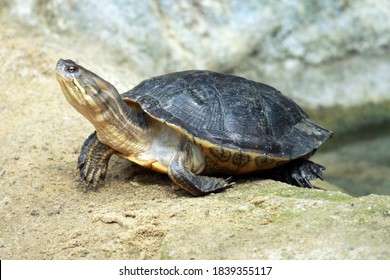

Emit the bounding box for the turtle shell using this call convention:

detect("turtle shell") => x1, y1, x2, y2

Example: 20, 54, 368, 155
121, 70, 332, 163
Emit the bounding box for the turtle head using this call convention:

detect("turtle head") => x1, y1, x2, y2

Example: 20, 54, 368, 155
55, 59, 121, 123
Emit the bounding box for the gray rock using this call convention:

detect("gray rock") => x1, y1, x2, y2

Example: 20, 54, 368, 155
5, 0, 390, 107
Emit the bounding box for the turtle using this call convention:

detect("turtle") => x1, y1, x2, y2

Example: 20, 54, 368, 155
55, 59, 333, 196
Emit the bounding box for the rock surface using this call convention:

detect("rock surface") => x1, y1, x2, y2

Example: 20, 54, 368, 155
0, 1, 389, 260
5, 0, 390, 108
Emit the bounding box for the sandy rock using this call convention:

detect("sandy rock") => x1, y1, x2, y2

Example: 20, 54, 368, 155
0, 3, 389, 260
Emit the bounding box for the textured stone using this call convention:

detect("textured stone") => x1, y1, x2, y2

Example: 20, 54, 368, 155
4, 0, 390, 109
0, 0, 389, 260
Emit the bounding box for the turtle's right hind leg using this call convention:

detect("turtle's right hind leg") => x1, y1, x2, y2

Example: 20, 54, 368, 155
77, 131, 115, 188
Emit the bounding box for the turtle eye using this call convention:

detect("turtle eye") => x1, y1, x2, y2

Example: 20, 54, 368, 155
67, 66, 78, 73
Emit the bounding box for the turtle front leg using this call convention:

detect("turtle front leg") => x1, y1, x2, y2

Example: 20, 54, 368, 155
168, 145, 234, 196
77, 131, 115, 187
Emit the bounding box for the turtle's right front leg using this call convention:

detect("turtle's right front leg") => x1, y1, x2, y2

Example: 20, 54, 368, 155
168, 143, 234, 196
77, 131, 115, 187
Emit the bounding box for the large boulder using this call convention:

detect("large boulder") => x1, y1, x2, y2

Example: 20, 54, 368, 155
4, 1, 390, 108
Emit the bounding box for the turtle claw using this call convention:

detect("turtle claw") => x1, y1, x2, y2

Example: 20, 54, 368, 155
78, 153, 109, 188
210, 176, 235, 193
268, 159, 326, 188
224, 176, 236, 188
314, 170, 324, 181
302, 177, 313, 189
287, 159, 326, 188
202, 176, 235, 194
77, 132, 114, 189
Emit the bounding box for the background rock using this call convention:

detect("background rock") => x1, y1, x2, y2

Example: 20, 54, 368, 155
5, 0, 390, 108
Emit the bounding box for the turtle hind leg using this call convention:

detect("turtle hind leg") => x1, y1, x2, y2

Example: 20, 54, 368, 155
168, 147, 234, 196
286, 159, 325, 188
268, 159, 325, 188
78, 131, 115, 188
